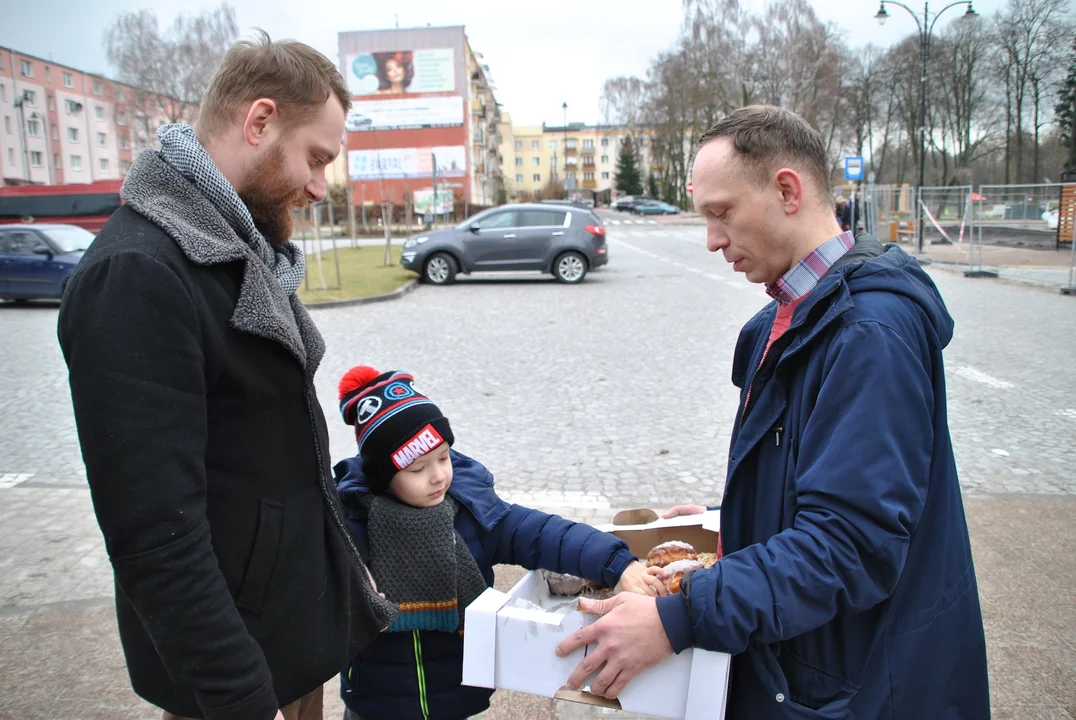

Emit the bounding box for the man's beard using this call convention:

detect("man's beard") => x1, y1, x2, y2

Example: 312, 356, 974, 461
240, 143, 307, 247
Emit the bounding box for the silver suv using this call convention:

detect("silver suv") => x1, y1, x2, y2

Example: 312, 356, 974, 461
401, 203, 608, 285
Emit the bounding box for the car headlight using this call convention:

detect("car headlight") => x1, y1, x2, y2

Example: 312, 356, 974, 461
403, 236, 430, 249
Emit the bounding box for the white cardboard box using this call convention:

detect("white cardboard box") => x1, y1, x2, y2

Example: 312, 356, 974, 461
462, 511, 730, 719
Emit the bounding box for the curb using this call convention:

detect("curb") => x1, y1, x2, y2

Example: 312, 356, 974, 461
303, 279, 420, 309
925, 261, 1069, 293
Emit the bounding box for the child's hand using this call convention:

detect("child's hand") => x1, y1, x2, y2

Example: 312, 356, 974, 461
613, 561, 667, 597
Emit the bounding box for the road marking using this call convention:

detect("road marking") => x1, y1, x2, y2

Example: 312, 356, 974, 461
0, 473, 34, 489
991, 448, 1010, 457
952, 366, 1015, 390
500, 490, 611, 509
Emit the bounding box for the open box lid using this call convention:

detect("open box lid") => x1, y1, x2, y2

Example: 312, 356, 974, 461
595, 509, 721, 558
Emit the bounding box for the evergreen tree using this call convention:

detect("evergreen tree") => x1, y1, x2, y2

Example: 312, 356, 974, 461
1057, 37, 1076, 154
615, 137, 643, 196
647, 172, 660, 199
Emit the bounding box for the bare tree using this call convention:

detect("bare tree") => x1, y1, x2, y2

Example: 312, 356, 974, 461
105, 3, 238, 145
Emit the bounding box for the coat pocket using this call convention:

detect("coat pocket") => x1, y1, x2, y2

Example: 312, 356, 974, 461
235, 498, 284, 615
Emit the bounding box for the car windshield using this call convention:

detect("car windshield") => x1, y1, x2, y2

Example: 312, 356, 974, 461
41, 226, 94, 253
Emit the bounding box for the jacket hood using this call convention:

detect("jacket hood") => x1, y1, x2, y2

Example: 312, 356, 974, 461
834, 236, 955, 349
334, 449, 510, 531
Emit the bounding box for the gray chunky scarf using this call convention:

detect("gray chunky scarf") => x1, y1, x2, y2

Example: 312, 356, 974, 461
156, 123, 306, 295
368, 495, 488, 633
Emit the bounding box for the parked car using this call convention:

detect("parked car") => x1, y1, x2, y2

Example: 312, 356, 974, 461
613, 196, 650, 212
0, 223, 93, 301
400, 203, 608, 285
633, 201, 681, 215
344, 111, 373, 132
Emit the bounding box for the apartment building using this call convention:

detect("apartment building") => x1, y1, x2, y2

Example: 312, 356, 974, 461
0, 47, 196, 186
498, 117, 654, 204
338, 25, 503, 210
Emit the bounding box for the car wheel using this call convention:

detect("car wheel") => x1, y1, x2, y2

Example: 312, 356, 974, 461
554, 252, 588, 284
424, 253, 458, 285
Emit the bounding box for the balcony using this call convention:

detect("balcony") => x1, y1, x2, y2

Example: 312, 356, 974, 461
582, 178, 597, 189
563, 145, 578, 155
581, 156, 596, 168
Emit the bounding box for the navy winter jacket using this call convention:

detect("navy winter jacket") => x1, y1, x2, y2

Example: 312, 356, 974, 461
657, 238, 990, 719
334, 450, 637, 719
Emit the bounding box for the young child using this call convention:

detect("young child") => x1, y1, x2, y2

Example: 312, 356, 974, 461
333, 366, 661, 720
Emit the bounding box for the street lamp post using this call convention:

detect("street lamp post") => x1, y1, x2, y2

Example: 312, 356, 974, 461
562, 102, 568, 198
875, 0, 977, 255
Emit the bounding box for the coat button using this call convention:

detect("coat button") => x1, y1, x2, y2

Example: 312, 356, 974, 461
775, 693, 785, 703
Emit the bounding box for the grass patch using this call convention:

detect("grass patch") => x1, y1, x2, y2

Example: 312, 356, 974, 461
297, 245, 416, 304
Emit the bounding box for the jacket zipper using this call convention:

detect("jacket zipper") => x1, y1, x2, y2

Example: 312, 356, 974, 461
412, 630, 430, 720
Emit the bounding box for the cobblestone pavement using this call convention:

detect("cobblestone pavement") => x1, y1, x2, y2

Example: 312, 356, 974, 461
1, 213, 1074, 718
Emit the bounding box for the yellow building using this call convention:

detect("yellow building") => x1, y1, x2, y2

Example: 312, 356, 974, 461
498, 114, 653, 204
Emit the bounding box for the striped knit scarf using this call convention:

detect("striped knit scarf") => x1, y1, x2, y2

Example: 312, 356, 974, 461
368, 495, 487, 633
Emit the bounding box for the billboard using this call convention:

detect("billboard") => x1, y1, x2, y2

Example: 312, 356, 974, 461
345, 97, 464, 132
414, 188, 453, 215
348, 146, 466, 180
346, 49, 455, 96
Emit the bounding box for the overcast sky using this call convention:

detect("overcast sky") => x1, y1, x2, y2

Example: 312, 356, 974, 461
2, 0, 1013, 127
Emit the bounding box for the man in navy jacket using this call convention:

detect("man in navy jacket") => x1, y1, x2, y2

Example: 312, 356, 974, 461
557, 106, 990, 719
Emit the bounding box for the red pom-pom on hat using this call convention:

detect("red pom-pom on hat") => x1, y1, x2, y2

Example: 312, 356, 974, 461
338, 365, 382, 400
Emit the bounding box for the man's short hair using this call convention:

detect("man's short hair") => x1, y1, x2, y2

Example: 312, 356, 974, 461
698, 106, 833, 203
197, 30, 351, 139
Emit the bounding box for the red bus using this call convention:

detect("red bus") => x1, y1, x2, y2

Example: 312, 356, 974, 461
0, 180, 123, 233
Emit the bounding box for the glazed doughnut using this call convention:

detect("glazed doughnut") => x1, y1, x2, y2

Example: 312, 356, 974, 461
658, 559, 704, 594
645, 540, 698, 568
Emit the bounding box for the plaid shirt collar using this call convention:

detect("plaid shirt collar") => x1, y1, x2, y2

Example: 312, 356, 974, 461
766, 231, 856, 305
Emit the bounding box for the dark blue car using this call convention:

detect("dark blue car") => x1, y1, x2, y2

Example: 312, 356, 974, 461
0, 224, 92, 302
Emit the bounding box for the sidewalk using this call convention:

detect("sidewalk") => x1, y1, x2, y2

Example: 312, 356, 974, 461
1, 490, 1073, 719
906, 240, 1075, 291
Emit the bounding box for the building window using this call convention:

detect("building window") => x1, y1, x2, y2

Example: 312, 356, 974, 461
514, 140, 522, 150
566, 139, 577, 149
93, 81, 103, 96
119, 137, 129, 150
67, 127, 79, 142
515, 157, 522, 167
532, 157, 540, 167
20, 59, 33, 77
601, 138, 609, 147
0, 54, 4, 69
100, 158, 109, 172
47, 95, 55, 111
3, 117, 10, 133
0, 83, 5, 102
97, 132, 107, 147
71, 154, 82, 170
45, 67, 52, 83
531, 140, 539, 150
116, 112, 127, 126
533, 173, 541, 182
30, 151, 43, 167
602, 171, 610, 180
584, 172, 594, 181
121, 160, 132, 173
515, 174, 523, 183
51, 125, 58, 140
601, 155, 609, 164
63, 71, 74, 88
95, 106, 104, 121
7, 148, 14, 165
54, 153, 61, 169
566, 172, 576, 180
117, 88, 126, 101
584, 139, 594, 149
136, 117, 148, 131
27, 119, 40, 136
65, 99, 80, 114
23, 90, 36, 106
549, 140, 557, 150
